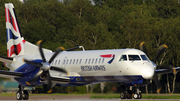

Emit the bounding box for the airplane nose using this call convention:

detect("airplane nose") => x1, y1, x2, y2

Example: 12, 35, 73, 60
141, 68, 154, 79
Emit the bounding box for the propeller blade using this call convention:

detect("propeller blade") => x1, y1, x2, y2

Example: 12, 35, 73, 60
23, 58, 42, 67
153, 75, 161, 93
157, 65, 172, 69
153, 45, 168, 63
26, 70, 43, 85
139, 42, 148, 55
50, 66, 67, 74
48, 47, 64, 64
46, 71, 52, 92
37, 40, 46, 62
157, 65, 176, 74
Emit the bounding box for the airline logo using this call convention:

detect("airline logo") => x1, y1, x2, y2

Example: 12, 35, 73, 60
100, 54, 115, 64
5, 5, 25, 57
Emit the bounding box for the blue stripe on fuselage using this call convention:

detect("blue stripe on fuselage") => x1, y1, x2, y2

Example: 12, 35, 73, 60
59, 75, 143, 86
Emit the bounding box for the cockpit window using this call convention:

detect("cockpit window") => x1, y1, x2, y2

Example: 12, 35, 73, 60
119, 55, 127, 61
140, 55, 149, 61
128, 55, 141, 61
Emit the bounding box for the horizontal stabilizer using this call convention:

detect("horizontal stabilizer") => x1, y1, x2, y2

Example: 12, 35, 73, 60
0, 55, 13, 64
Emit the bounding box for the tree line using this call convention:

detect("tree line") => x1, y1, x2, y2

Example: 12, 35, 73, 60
0, 0, 180, 94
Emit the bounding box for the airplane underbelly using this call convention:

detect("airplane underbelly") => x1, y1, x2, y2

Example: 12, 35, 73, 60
81, 75, 143, 83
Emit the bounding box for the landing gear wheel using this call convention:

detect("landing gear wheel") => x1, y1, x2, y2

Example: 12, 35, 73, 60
23, 90, 29, 100
126, 90, 132, 99
134, 92, 142, 99
16, 91, 23, 100
120, 90, 126, 99
134, 92, 139, 99
138, 93, 142, 99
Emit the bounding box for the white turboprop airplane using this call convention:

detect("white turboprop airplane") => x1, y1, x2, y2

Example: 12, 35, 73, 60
1, 3, 180, 100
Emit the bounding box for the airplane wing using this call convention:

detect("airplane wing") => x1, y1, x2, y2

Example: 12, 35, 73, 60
155, 67, 180, 75
0, 70, 23, 78
50, 76, 70, 84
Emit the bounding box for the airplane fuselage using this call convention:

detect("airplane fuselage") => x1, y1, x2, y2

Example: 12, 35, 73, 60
8, 48, 155, 86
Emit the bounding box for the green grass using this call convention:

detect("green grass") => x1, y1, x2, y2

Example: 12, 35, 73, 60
90, 94, 119, 98
142, 94, 180, 99
90, 93, 180, 99
0, 93, 15, 96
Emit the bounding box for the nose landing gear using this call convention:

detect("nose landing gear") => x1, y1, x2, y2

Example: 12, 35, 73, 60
133, 88, 142, 99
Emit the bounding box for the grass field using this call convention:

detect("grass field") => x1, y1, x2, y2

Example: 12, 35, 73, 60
90, 93, 180, 99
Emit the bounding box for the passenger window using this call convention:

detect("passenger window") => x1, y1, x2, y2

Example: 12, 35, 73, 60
79, 59, 82, 64
92, 59, 94, 64
88, 59, 91, 64
66, 59, 69, 64
119, 55, 127, 61
73, 59, 75, 64
85, 59, 88, 64
58, 60, 61, 65
95, 58, 98, 64
63, 60, 66, 64
70, 59, 72, 64
128, 55, 141, 61
102, 58, 104, 63
76, 59, 79, 64
55, 60, 57, 65
52, 60, 54, 65
99, 58, 101, 63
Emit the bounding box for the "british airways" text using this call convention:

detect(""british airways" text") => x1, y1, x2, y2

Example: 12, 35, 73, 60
81, 65, 106, 71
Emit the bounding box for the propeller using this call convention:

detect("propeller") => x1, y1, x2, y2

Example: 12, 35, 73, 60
23, 41, 65, 91
24, 40, 82, 92
139, 42, 169, 93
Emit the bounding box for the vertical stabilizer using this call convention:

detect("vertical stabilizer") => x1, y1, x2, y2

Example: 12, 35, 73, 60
5, 3, 52, 57
5, 3, 25, 57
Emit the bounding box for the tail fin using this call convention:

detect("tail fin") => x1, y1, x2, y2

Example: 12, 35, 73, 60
5, 3, 25, 57
5, 3, 52, 57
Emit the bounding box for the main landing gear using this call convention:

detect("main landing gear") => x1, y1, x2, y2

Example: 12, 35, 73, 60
16, 85, 29, 100
120, 85, 142, 99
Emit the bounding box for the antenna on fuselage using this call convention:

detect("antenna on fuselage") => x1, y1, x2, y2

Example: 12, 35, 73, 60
79, 46, 85, 51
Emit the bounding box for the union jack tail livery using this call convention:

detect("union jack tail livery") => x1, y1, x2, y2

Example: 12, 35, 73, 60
5, 3, 52, 57
5, 3, 25, 57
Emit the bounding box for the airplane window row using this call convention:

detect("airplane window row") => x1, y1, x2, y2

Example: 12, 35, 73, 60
119, 55, 149, 61
85, 58, 105, 64
51, 58, 105, 65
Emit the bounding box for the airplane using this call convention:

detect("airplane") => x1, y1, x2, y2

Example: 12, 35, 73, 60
1, 3, 180, 100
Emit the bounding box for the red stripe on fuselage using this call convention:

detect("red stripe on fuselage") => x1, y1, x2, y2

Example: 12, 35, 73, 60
100, 54, 115, 58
